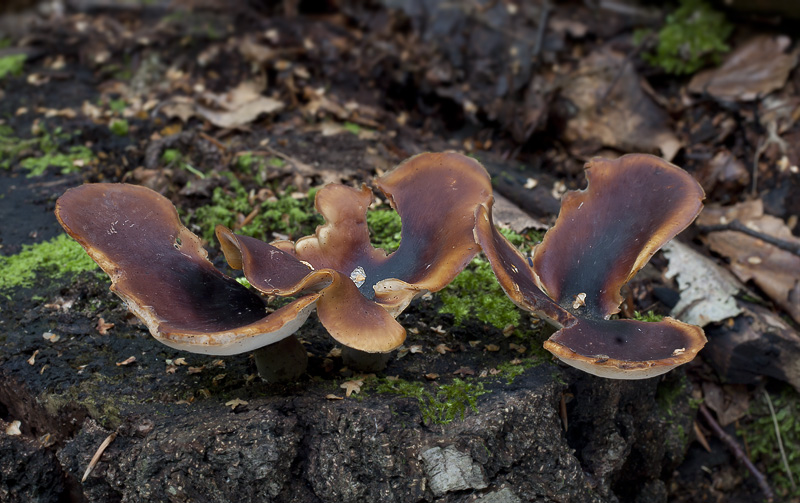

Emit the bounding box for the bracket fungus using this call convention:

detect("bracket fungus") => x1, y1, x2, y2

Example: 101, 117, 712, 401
55, 152, 491, 377
475, 154, 707, 379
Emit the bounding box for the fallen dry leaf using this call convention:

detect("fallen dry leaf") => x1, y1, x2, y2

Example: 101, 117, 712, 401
663, 240, 743, 326
698, 200, 800, 324
96, 317, 115, 335
42, 332, 60, 343
701, 382, 749, 427
225, 398, 248, 410
325, 394, 344, 400
435, 344, 453, 354
340, 379, 363, 397
27, 349, 39, 366
485, 344, 500, 352
116, 356, 136, 366
689, 35, 798, 102
559, 49, 681, 160
161, 81, 284, 129
453, 367, 475, 377
5, 420, 21, 436
509, 343, 526, 354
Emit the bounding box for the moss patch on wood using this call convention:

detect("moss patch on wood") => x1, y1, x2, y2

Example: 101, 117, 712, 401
0, 233, 100, 292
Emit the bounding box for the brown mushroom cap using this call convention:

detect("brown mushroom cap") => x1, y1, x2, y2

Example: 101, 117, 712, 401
542, 317, 705, 379
532, 154, 705, 318
55, 183, 319, 355
290, 152, 492, 315
474, 154, 707, 379
474, 204, 573, 328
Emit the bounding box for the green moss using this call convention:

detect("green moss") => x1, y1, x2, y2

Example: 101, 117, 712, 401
108, 98, 127, 114
438, 228, 541, 329
656, 373, 689, 416
376, 377, 489, 425
439, 258, 520, 329
0, 54, 26, 80
160, 148, 207, 178
236, 152, 255, 172
41, 372, 133, 429
109, 119, 129, 136
495, 358, 540, 384
366, 209, 402, 253
740, 387, 800, 499
190, 185, 323, 242
632, 310, 664, 322
0, 234, 100, 292
21, 145, 94, 177
162, 148, 181, 164
642, 0, 732, 75
0, 132, 37, 170
0, 125, 94, 176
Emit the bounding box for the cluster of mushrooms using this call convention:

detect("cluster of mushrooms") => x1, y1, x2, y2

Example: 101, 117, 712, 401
55, 152, 707, 382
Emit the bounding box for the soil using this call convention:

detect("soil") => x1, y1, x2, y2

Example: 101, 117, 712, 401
1, 1, 799, 502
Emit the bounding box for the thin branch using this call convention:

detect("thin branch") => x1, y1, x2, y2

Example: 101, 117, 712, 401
699, 404, 774, 502
762, 389, 797, 492
697, 219, 800, 258
82, 431, 118, 482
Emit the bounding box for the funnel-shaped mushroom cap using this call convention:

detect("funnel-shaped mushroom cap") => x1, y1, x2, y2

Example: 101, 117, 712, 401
231, 152, 492, 353
475, 154, 706, 379
55, 184, 319, 356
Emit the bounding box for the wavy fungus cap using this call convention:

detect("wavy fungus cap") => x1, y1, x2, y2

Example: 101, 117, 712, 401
475, 154, 707, 379
220, 152, 493, 352
55, 152, 492, 356
55, 183, 319, 356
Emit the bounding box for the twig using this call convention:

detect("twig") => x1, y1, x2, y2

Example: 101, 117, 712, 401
532, 2, 552, 59
699, 404, 774, 502
763, 389, 797, 492
693, 421, 712, 452
82, 431, 118, 482
697, 219, 800, 258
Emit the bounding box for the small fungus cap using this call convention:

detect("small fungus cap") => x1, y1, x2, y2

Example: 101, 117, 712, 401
55, 183, 319, 356
475, 154, 707, 379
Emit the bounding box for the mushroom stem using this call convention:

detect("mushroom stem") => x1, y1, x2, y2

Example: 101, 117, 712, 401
341, 346, 391, 372
253, 335, 308, 382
